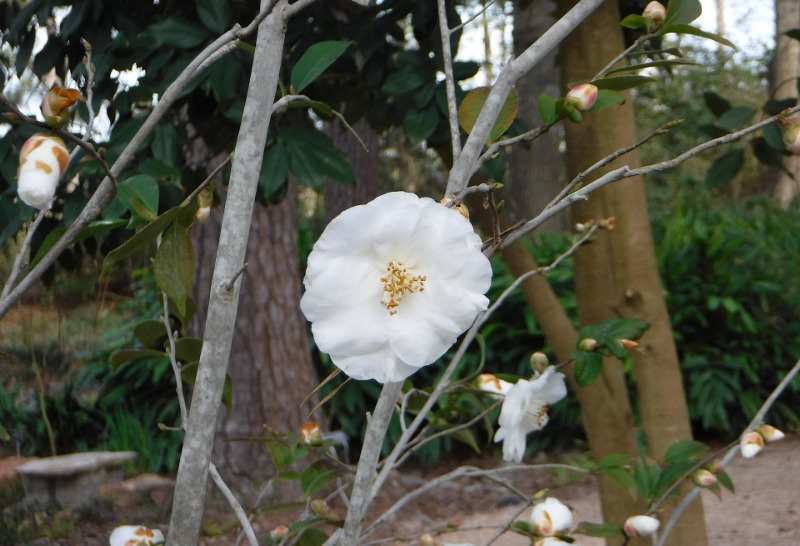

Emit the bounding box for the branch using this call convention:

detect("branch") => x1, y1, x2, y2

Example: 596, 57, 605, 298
437, 0, 461, 162
1, 211, 45, 299
444, 0, 604, 197
208, 462, 259, 546
654, 356, 800, 546
0, 1, 276, 321
161, 293, 188, 427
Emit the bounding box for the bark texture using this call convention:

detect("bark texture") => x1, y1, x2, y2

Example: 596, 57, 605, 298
772, 0, 800, 207
558, 1, 707, 544
508, 0, 568, 230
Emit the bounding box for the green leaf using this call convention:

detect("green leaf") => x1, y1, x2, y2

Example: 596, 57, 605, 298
762, 122, 786, 151
589, 89, 626, 111
661, 24, 737, 50
605, 59, 700, 75
453, 60, 480, 81
381, 65, 429, 95
139, 18, 209, 49
196, 0, 231, 33
589, 75, 657, 91
786, 28, 800, 41
620, 14, 651, 31
450, 428, 481, 454
716, 106, 755, 131
101, 204, 191, 279
297, 528, 329, 546
130, 197, 158, 225
153, 222, 195, 316
716, 470, 734, 492
705, 149, 744, 188
764, 97, 797, 117
752, 137, 787, 170
662, 439, 709, 464
632, 459, 661, 499
260, 142, 290, 199
32, 219, 127, 268
283, 128, 355, 189
574, 521, 623, 537
111, 349, 166, 370
581, 318, 650, 343
458, 86, 518, 143
264, 439, 295, 472
152, 123, 178, 165
703, 91, 731, 117
404, 105, 439, 145
175, 337, 203, 363
664, 0, 702, 26
574, 352, 603, 387
598, 453, 633, 468
538, 93, 558, 125
300, 461, 340, 497
118, 174, 160, 215
602, 466, 636, 490
134, 320, 168, 348
292, 41, 352, 94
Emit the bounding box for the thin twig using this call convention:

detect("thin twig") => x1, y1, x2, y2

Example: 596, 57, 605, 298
654, 356, 800, 546
1, 211, 46, 299
162, 293, 188, 427
209, 462, 259, 546
479, 123, 552, 163
594, 34, 651, 80
451, 0, 499, 32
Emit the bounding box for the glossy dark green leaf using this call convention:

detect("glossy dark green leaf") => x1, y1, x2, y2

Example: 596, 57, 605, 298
661, 24, 737, 50
581, 318, 650, 343
703, 91, 731, 117
196, 0, 231, 34
134, 320, 168, 348
762, 122, 785, 150
705, 149, 744, 188
620, 14, 650, 31
175, 337, 203, 364
602, 465, 636, 490
632, 459, 661, 499
716, 106, 755, 131
574, 352, 603, 387
763, 97, 797, 116
153, 222, 195, 316
453, 60, 480, 81
283, 128, 355, 189
118, 174, 159, 215
32, 219, 127, 268
716, 470, 734, 492
589, 89, 626, 111
752, 137, 787, 170
291, 41, 351, 94
404, 105, 439, 145
297, 528, 330, 546
664, 0, 702, 26
16, 29, 35, 77
260, 142, 290, 199
139, 18, 209, 49
263, 439, 295, 472
663, 439, 709, 464
538, 93, 558, 125
381, 65, 428, 95
152, 123, 178, 165
786, 28, 800, 41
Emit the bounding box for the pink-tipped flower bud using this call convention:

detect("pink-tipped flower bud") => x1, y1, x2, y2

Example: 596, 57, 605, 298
530, 497, 573, 536
623, 515, 660, 537
41, 86, 85, 128
530, 351, 550, 374
578, 338, 597, 352
17, 134, 69, 210
476, 373, 514, 397
642, 2, 667, 29
565, 84, 598, 112
692, 469, 718, 487
270, 525, 290, 541
300, 422, 323, 446
740, 430, 765, 459
705, 459, 725, 474
758, 424, 785, 443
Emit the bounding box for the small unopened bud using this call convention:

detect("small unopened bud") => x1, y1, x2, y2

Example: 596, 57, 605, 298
530, 497, 573, 536
270, 525, 290, 540
740, 430, 765, 459
623, 515, 660, 537
692, 469, 718, 487
574, 222, 587, 233
705, 459, 725, 474
619, 339, 640, 351
300, 422, 323, 446
599, 216, 615, 230
530, 351, 549, 374
476, 373, 513, 397
758, 424, 785, 442
440, 197, 470, 219
565, 84, 598, 112
17, 134, 69, 210
41, 86, 85, 128
578, 338, 597, 352
418, 533, 436, 546
642, 1, 667, 29
195, 206, 211, 224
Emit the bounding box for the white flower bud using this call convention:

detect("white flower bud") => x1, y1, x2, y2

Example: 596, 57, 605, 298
642, 1, 667, 29
530, 497, 573, 536
740, 430, 765, 459
623, 514, 660, 537
758, 424, 785, 443
17, 134, 69, 210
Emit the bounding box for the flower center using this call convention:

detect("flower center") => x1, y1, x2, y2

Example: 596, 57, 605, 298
526, 400, 550, 429
380, 261, 426, 315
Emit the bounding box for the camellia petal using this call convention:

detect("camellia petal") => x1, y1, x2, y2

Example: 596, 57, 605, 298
301, 192, 492, 383
16, 134, 69, 210
530, 497, 574, 536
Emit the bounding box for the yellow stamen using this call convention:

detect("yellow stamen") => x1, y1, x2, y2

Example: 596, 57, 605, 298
380, 261, 426, 315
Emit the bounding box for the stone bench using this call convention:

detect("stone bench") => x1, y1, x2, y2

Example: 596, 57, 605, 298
15, 451, 137, 508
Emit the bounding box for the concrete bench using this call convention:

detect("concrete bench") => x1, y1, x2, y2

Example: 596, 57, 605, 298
15, 451, 138, 508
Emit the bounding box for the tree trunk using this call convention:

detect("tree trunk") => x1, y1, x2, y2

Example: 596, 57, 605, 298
508, 0, 568, 230
772, 0, 800, 207
191, 182, 321, 507
558, 1, 708, 545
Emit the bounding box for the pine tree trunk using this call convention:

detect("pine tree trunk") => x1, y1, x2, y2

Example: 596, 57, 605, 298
558, 1, 708, 544
772, 0, 800, 207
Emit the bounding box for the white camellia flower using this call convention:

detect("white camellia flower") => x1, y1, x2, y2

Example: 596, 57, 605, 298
17, 133, 69, 210
109, 525, 165, 546
624, 514, 660, 537
530, 497, 573, 536
476, 373, 514, 397
494, 367, 567, 462
301, 192, 492, 383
